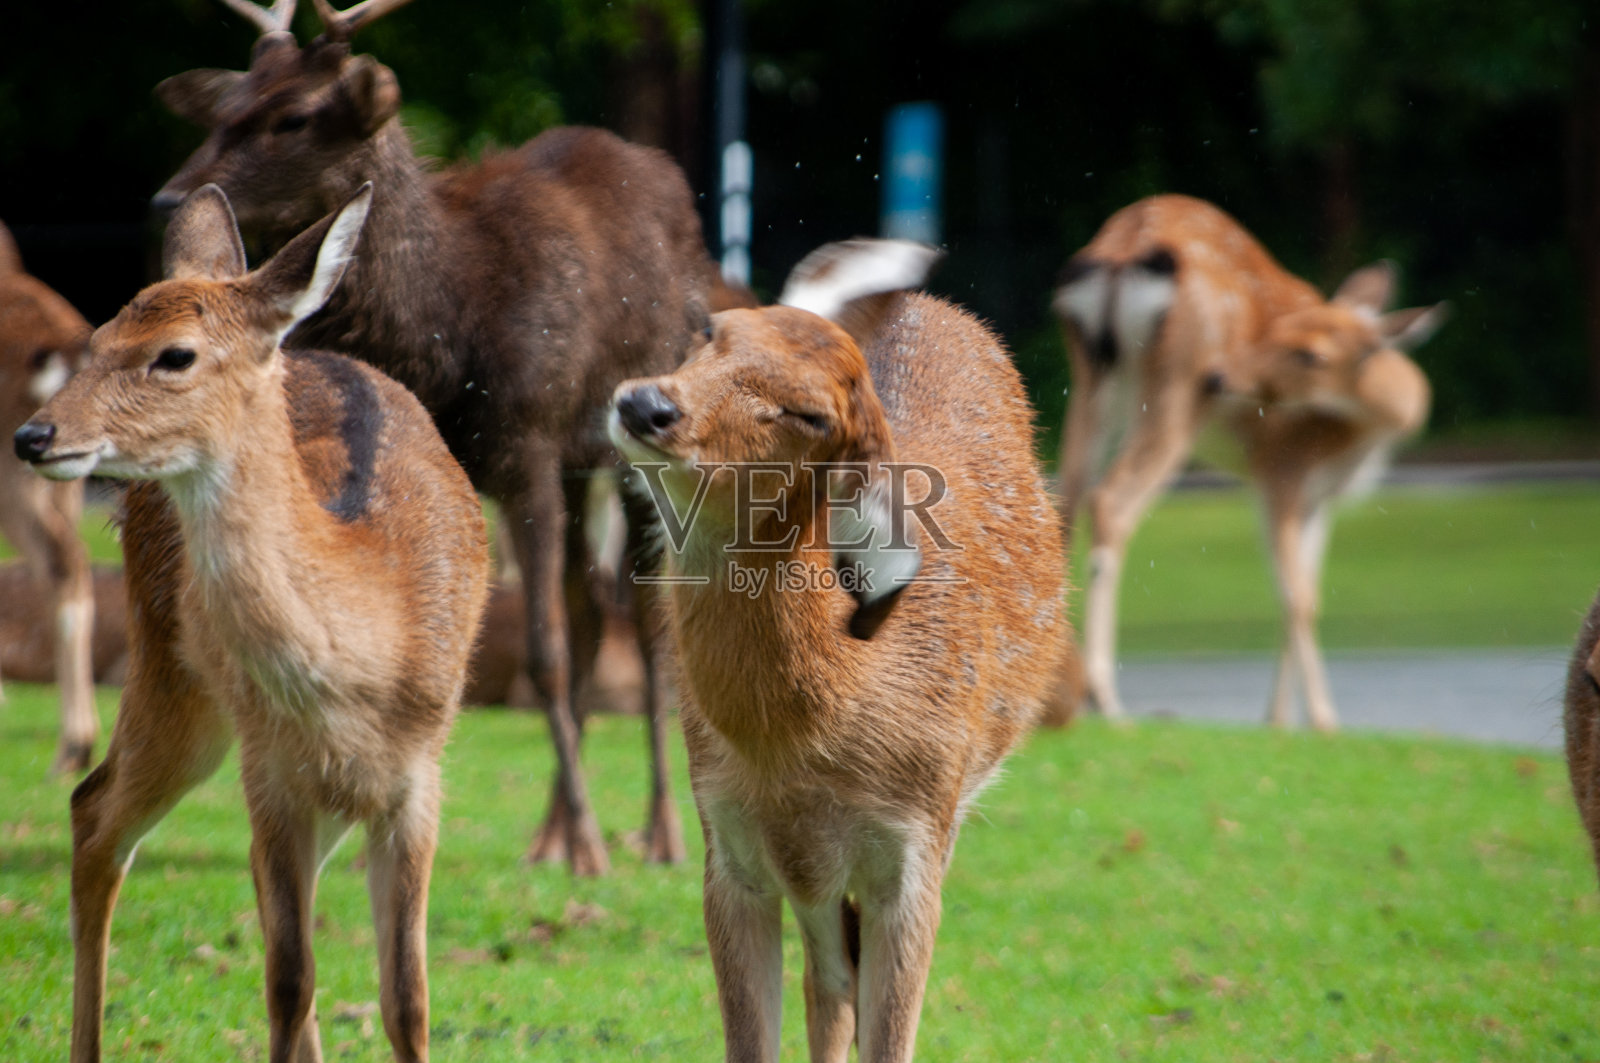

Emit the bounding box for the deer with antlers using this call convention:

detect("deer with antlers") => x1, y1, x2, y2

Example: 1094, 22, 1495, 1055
0, 221, 99, 773
611, 240, 1070, 1062
153, 0, 712, 872
17, 183, 490, 1063
1055, 194, 1444, 729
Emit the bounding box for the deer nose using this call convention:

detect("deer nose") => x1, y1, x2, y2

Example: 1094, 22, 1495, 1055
14, 421, 56, 463
616, 384, 681, 438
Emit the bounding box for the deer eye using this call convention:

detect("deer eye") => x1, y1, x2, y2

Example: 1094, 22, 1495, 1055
152, 347, 197, 372
1294, 348, 1322, 368
272, 113, 309, 134
27, 347, 55, 371
783, 409, 829, 434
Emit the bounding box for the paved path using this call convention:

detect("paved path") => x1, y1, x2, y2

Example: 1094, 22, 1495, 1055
1118, 648, 1574, 750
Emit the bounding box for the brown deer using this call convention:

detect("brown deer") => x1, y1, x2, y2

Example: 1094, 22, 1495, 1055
153, 0, 710, 872
16, 184, 489, 1063
0, 222, 99, 773
610, 240, 1070, 1062
1054, 194, 1443, 729
1568, 589, 1600, 884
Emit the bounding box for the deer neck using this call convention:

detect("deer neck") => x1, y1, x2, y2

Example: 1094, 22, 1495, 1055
162, 363, 337, 630
669, 497, 861, 757
289, 124, 468, 395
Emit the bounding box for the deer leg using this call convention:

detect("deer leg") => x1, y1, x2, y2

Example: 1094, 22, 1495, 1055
1266, 496, 1338, 731
526, 479, 605, 866
702, 831, 784, 1063
855, 846, 944, 1063
367, 764, 440, 1063
1056, 365, 1104, 548
70, 672, 231, 1063
508, 461, 608, 875
618, 480, 685, 864
248, 784, 351, 1063
793, 897, 859, 1063
0, 472, 98, 772
50, 481, 97, 773
1083, 396, 1198, 718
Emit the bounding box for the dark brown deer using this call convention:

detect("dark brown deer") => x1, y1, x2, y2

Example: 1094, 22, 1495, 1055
18, 183, 490, 1063
0, 222, 99, 773
154, 0, 711, 871
611, 240, 1071, 1061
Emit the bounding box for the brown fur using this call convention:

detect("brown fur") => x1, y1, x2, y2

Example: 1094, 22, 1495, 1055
0, 563, 127, 685
1566, 590, 1600, 883
1055, 194, 1441, 729
0, 221, 99, 772
152, 12, 710, 871
613, 247, 1068, 1061
21, 187, 489, 1063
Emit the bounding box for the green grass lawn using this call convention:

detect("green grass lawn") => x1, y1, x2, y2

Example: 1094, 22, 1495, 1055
2, 688, 1595, 1061
1076, 481, 1600, 655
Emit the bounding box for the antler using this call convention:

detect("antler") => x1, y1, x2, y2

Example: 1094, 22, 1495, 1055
216, 0, 299, 35
311, 0, 416, 41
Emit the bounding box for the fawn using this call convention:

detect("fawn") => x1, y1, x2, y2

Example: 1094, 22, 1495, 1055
1055, 194, 1443, 728
0, 222, 98, 772
611, 240, 1070, 1062
15, 184, 489, 1063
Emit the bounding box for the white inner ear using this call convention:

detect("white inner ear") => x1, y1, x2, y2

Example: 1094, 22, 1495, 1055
280, 194, 372, 341
780, 239, 940, 325
831, 476, 921, 606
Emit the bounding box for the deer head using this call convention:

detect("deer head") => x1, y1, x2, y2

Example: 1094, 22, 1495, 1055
152, 0, 411, 238
1252, 260, 1446, 425
0, 224, 93, 434
610, 239, 939, 638
15, 183, 371, 488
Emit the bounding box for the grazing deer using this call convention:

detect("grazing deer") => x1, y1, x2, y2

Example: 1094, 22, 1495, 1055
16, 184, 489, 1063
0, 221, 99, 773
1054, 193, 1443, 729
610, 240, 1070, 1062
1568, 589, 1600, 884
153, 0, 710, 872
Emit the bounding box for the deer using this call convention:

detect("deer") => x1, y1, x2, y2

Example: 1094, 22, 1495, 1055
0, 221, 100, 773
1053, 193, 1445, 730
609, 239, 1070, 1062
1568, 589, 1600, 884
15, 183, 490, 1063
152, 0, 711, 873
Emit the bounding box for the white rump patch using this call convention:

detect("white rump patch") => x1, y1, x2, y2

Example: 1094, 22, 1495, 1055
1110, 266, 1177, 360
1052, 266, 1111, 339
779, 239, 940, 324
28, 352, 70, 404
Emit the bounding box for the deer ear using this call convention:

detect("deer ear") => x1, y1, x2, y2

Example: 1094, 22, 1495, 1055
249, 183, 372, 342
779, 238, 942, 351
1332, 260, 1398, 316
154, 68, 246, 127
0, 223, 21, 276
339, 55, 401, 134
162, 185, 248, 282
1379, 302, 1449, 352
828, 450, 922, 640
